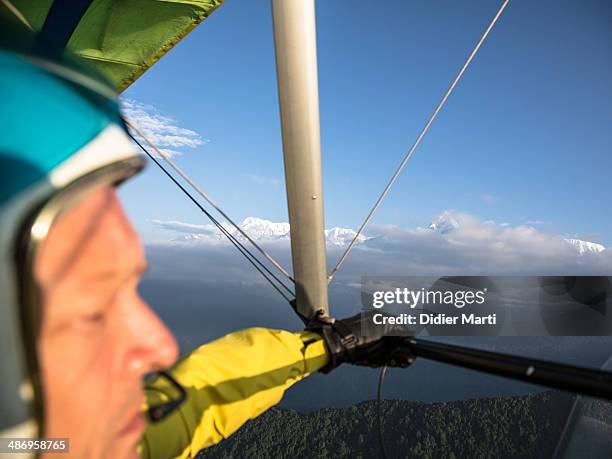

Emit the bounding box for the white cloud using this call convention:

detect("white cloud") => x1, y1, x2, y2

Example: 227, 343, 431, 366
348, 212, 610, 278
150, 219, 219, 235
121, 99, 206, 158
525, 220, 545, 226
147, 212, 611, 283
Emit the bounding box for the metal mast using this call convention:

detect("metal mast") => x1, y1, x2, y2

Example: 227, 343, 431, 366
271, 0, 329, 320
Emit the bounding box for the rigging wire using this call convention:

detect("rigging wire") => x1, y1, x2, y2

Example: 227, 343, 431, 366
377, 365, 389, 459
125, 119, 295, 284
131, 133, 294, 302
327, 0, 510, 284
127, 131, 295, 303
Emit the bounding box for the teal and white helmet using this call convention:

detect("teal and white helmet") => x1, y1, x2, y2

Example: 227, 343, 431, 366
0, 27, 144, 440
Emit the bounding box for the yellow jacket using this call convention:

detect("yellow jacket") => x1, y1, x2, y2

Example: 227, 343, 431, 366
139, 328, 329, 459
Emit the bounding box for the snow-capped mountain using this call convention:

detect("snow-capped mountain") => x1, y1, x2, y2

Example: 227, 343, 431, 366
427, 211, 459, 235
425, 212, 606, 255
161, 213, 607, 256
564, 238, 606, 255
170, 217, 367, 247
240, 217, 290, 240
325, 227, 367, 247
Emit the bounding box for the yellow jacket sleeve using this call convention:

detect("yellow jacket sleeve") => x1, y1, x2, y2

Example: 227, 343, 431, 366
139, 328, 329, 459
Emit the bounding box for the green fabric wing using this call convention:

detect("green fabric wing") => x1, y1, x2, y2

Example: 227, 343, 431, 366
8, 0, 224, 91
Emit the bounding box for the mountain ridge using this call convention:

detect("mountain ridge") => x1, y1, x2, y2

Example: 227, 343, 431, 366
163, 213, 606, 254
426, 212, 605, 255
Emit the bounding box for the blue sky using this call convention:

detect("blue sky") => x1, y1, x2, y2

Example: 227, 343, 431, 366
120, 0, 612, 246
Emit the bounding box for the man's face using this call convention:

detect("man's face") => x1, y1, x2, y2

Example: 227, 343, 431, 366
35, 186, 178, 459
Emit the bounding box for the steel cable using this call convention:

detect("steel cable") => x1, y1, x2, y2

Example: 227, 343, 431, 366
127, 131, 295, 303
125, 119, 294, 284
328, 0, 510, 283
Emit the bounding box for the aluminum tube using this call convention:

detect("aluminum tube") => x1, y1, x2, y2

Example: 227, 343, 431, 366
271, 0, 329, 319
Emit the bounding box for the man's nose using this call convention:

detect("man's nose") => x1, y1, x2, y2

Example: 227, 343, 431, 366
119, 295, 179, 376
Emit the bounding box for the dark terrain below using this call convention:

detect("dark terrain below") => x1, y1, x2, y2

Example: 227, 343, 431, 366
195, 391, 611, 458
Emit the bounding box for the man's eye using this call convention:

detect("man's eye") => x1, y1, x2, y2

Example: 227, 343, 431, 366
86, 312, 105, 322
74, 311, 106, 328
